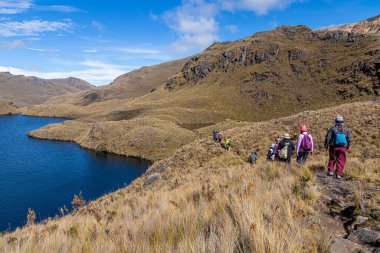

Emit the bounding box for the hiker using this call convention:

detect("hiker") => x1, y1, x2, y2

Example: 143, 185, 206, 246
274, 138, 281, 160
266, 144, 276, 162
217, 132, 224, 143
213, 129, 218, 141
249, 150, 258, 164
296, 125, 314, 165
225, 137, 232, 152
277, 133, 294, 164
325, 115, 352, 179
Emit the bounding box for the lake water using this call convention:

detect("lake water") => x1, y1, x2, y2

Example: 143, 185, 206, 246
0, 115, 150, 231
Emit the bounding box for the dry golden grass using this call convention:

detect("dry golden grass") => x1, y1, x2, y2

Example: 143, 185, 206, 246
29, 117, 198, 161
0, 100, 20, 115
1, 100, 378, 252
0, 155, 329, 253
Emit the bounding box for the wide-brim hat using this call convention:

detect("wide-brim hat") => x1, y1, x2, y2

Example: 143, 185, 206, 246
284, 133, 291, 139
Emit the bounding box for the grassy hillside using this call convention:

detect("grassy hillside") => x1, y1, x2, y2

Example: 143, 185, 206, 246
0, 99, 19, 115
25, 24, 380, 161
1, 100, 378, 252
0, 73, 94, 106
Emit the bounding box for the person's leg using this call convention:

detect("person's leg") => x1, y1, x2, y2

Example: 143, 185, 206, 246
296, 152, 303, 164
328, 147, 336, 172
335, 147, 347, 177
303, 151, 309, 164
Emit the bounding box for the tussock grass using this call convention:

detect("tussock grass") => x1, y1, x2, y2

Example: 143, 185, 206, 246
1, 101, 378, 252
0, 157, 327, 253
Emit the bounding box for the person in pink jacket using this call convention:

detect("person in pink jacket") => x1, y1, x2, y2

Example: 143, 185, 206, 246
296, 125, 314, 164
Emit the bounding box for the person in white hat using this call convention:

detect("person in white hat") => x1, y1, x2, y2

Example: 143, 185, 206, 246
277, 133, 294, 164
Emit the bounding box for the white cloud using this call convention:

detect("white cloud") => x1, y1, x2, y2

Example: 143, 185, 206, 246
0, 61, 137, 85
226, 24, 238, 33
1, 39, 25, 49
33, 5, 81, 13
162, 0, 300, 54
164, 0, 219, 54
0, 19, 72, 37
83, 48, 98, 53
0, 0, 32, 14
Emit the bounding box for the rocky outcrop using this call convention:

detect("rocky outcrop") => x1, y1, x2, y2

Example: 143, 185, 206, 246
348, 228, 380, 247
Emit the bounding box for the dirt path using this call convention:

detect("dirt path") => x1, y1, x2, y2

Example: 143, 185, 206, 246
313, 169, 379, 253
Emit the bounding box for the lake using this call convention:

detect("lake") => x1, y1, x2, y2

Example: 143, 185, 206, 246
0, 115, 150, 231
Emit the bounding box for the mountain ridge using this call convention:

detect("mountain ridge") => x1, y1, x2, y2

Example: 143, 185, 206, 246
0, 72, 94, 107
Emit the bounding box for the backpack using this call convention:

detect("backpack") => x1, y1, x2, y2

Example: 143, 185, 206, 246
300, 134, 312, 151
334, 131, 347, 146
226, 139, 232, 146
267, 145, 275, 161
279, 143, 289, 159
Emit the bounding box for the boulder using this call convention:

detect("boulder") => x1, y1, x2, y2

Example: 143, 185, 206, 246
348, 228, 380, 246
288, 49, 307, 61
330, 237, 371, 253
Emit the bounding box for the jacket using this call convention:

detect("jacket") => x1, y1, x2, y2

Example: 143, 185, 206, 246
325, 124, 351, 149
296, 132, 314, 154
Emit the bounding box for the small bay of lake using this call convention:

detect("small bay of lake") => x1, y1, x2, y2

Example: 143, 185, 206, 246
0, 115, 150, 231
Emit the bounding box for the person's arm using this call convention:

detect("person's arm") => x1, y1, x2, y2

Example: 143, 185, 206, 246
325, 128, 332, 149
346, 129, 352, 150
310, 134, 314, 153
296, 134, 302, 154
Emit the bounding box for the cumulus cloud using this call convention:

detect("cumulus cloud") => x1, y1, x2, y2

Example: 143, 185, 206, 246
164, 0, 219, 54
1, 39, 25, 49
0, 19, 72, 37
0, 60, 137, 86
162, 0, 300, 54
0, 0, 31, 14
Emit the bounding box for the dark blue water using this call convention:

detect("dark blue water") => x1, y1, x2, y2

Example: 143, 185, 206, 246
0, 115, 150, 231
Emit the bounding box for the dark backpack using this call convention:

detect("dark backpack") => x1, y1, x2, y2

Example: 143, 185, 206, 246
300, 134, 312, 151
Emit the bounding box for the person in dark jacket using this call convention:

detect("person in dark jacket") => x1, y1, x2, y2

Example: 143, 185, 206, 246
325, 115, 352, 179
277, 133, 295, 164
248, 150, 258, 164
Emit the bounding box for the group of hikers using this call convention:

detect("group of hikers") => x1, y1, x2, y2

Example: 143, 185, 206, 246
213, 129, 233, 151
212, 115, 352, 179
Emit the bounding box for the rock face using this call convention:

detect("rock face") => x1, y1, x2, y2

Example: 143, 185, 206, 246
348, 228, 380, 247
0, 72, 94, 106
143, 173, 163, 186
164, 20, 379, 109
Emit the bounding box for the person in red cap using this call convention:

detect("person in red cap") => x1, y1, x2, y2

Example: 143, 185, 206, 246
296, 124, 314, 164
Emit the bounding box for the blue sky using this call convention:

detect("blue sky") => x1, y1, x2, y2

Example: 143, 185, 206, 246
0, 0, 378, 85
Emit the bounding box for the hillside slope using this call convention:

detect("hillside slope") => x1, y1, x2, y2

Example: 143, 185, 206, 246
0, 100, 19, 115
1, 100, 379, 252
27, 22, 379, 124
25, 19, 380, 160
0, 72, 94, 106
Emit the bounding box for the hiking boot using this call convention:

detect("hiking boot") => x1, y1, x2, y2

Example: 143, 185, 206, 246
336, 175, 341, 179
328, 171, 334, 176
